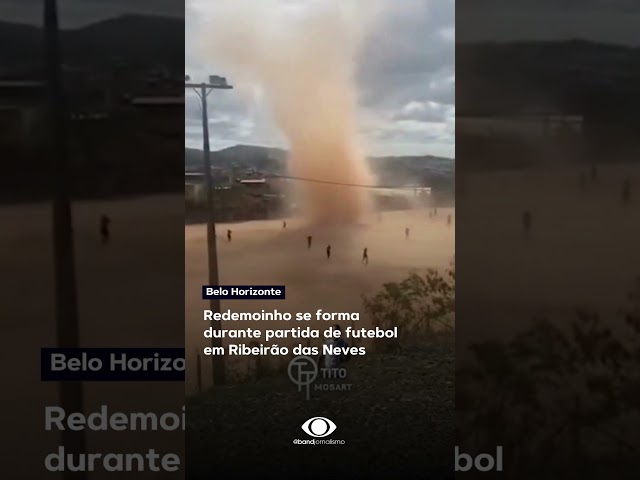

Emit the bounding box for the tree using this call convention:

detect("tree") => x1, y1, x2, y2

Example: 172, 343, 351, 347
362, 260, 455, 350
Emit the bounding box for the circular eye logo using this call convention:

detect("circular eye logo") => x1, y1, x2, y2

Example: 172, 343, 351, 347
301, 417, 337, 438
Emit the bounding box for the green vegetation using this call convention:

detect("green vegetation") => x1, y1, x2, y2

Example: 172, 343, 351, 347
363, 261, 455, 350
457, 276, 640, 478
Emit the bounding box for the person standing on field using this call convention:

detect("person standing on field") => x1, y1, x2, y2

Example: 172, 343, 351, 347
522, 210, 532, 239
100, 214, 111, 245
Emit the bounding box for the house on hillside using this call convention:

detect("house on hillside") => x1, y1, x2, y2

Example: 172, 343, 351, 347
456, 107, 586, 168
0, 80, 46, 153
129, 95, 184, 139
457, 108, 583, 139
238, 177, 267, 193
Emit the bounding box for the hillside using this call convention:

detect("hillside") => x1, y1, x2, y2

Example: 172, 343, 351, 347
4, 16, 638, 108
0, 15, 183, 70
456, 40, 640, 115
6, 14, 637, 128
456, 40, 640, 169
185, 145, 455, 186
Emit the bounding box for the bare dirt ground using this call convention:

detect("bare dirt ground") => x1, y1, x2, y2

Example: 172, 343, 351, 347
1, 195, 185, 480
457, 163, 640, 360
185, 207, 456, 392
1, 195, 452, 478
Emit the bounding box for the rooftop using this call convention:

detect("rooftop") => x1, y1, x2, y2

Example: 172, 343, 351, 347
238, 178, 267, 184
0, 81, 45, 89
130, 96, 184, 106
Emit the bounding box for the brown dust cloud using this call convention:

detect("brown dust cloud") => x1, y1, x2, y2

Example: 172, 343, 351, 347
201, 0, 384, 224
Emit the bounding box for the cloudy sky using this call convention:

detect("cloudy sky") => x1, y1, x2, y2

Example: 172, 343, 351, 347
185, 0, 455, 158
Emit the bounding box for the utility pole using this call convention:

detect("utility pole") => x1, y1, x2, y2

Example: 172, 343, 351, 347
185, 75, 232, 386
44, 1, 86, 478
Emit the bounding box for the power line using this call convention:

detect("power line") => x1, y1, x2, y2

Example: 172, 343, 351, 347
264, 173, 429, 190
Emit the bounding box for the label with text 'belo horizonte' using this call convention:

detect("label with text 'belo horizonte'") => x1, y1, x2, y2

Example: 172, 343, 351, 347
202, 285, 285, 300
41, 348, 185, 381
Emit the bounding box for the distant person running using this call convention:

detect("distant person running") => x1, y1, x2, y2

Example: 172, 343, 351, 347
447, 214, 452, 226
307, 235, 313, 249
283, 220, 287, 229
622, 179, 631, 205
522, 210, 532, 239
434, 207, 438, 216
227, 229, 232, 242
100, 215, 111, 245
405, 227, 410, 239
326, 244, 331, 259
362, 247, 368, 265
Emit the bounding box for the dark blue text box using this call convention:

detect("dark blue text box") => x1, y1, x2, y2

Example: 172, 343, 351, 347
202, 285, 285, 300
41, 348, 185, 381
